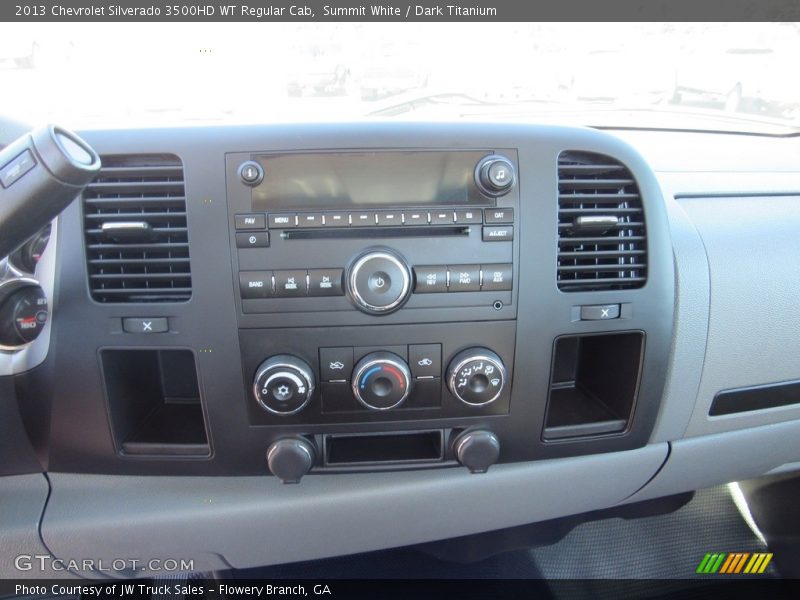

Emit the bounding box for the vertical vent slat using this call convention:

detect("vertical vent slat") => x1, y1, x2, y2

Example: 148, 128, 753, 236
557, 151, 647, 292
82, 154, 192, 303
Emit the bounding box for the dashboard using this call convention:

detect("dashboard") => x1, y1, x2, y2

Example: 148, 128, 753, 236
2, 121, 800, 576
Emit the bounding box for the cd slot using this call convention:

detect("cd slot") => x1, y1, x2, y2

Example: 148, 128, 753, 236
282, 226, 471, 240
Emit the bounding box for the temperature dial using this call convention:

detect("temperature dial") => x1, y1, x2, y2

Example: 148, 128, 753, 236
253, 355, 315, 415
447, 348, 507, 406
352, 351, 412, 410
0, 279, 49, 350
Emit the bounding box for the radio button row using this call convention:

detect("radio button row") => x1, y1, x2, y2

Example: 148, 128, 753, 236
351, 212, 376, 227
377, 211, 403, 226
240, 271, 272, 298
403, 211, 429, 226
430, 210, 455, 225
235, 213, 266, 230
413, 264, 512, 293
297, 213, 324, 228
484, 208, 514, 224
455, 209, 482, 224
448, 264, 481, 292
274, 269, 308, 297
236, 231, 269, 248
482, 225, 513, 242
268, 213, 297, 228
308, 268, 343, 296
413, 266, 448, 293
325, 212, 349, 227
481, 264, 513, 291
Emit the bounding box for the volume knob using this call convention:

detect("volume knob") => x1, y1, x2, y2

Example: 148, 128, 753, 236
346, 250, 412, 315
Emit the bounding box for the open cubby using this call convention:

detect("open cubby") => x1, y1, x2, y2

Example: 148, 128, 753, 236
544, 332, 644, 441
100, 349, 209, 456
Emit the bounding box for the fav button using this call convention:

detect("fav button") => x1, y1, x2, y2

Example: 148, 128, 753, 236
235, 213, 266, 230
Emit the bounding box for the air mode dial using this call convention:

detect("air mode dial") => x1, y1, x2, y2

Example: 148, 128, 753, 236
446, 348, 507, 406
352, 351, 412, 410
253, 355, 315, 415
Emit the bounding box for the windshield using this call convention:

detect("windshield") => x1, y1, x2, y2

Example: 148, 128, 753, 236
3, 22, 800, 133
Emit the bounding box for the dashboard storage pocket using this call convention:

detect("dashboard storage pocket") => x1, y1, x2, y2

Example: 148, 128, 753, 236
544, 332, 644, 441
324, 430, 444, 466
100, 349, 210, 456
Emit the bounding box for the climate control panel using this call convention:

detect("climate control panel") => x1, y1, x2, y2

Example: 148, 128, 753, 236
251, 345, 509, 418
240, 321, 515, 426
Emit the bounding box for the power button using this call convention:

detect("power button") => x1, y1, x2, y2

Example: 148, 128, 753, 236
238, 160, 264, 186
347, 250, 411, 315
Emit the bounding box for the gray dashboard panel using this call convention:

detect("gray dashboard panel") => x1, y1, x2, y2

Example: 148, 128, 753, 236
624, 419, 800, 504
0, 474, 54, 579
647, 196, 710, 443
679, 195, 800, 436
41, 443, 667, 573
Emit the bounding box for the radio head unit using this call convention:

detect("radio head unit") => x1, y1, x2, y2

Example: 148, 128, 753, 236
226, 148, 519, 328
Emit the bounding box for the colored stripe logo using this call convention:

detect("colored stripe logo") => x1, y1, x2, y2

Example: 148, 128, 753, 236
696, 552, 773, 574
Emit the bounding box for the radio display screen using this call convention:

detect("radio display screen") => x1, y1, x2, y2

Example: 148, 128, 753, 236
251, 151, 492, 209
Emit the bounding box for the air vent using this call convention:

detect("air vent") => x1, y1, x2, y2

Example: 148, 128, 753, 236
83, 154, 191, 303
557, 151, 647, 292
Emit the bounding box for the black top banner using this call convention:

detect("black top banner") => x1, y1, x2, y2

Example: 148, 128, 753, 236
3, 0, 800, 22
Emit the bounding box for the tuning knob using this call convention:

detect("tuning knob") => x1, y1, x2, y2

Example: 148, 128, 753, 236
446, 348, 507, 406
346, 249, 412, 315
0, 278, 49, 350
267, 438, 316, 484
253, 355, 315, 415
352, 351, 412, 410
454, 430, 500, 473
475, 155, 515, 197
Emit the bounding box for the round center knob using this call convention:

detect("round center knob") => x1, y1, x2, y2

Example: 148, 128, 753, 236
352, 351, 412, 410
347, 250, 411, 315
446, 348, 507, 406
253, 355, 315, 415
